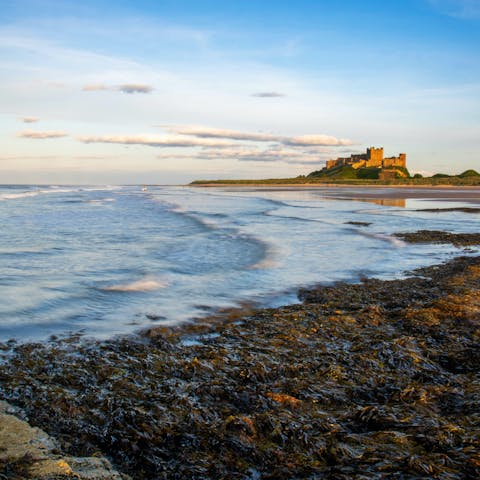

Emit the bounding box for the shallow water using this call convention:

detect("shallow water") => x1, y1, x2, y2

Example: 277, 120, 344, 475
0, 185, 478, 341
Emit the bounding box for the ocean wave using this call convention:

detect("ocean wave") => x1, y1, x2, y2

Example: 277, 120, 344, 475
361, 231, 406, 247
0, 187, 77, 201
0, 191, 41, 200
166, 203, 221, 232
101, 278, 167, 292
86, 198, 117, 205
0, 186, 122, 201
248, 241, 279, 269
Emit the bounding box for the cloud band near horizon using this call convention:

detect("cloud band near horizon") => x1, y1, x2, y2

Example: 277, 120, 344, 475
17, 130, 68, 139
16, 125, 355, 166
76, 134, 237, 148
165, 126, 354, 146
251, 92, 286, 97
82, 83, 154, 94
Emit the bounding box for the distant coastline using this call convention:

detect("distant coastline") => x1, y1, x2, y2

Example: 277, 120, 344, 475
190, 177, 480, 187
191, 165, 480, 187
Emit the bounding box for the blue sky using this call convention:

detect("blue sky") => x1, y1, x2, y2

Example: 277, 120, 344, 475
0, 0, 479, 183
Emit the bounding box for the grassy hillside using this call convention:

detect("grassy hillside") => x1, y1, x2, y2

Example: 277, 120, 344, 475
459, 169, 480, 178
307, 165, 410, 180
190, 167, 480, 186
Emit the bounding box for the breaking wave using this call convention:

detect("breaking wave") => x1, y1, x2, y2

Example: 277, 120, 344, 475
360, 231, 407, 247
0, 186, 121, 201
102, 279, 168, 292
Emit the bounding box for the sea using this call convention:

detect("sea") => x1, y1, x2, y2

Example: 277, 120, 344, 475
0, 184, 478, 342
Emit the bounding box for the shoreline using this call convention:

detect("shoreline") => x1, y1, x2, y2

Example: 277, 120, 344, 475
1, 231, 480, 479
189, 184, 480, 204
191, 183, 480, 189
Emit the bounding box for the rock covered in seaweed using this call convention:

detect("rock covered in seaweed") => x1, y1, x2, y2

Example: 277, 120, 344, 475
0, 401, 130, 479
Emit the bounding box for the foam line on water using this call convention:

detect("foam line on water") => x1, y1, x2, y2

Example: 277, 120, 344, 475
358, 230, 407, 247
247, 238, 279, 269
0, 186, 122, 201
263, 208, 346, 228
151, 200, 222, 233
101, 278, 168, 292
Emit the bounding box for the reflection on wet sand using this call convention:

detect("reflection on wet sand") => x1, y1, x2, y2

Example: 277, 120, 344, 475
352, 197, 406, 208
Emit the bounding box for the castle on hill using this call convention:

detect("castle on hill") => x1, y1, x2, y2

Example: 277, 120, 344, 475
326, 147, 406, 170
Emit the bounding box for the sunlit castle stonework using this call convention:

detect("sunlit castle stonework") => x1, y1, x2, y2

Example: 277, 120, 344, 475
326, 147, 407, 170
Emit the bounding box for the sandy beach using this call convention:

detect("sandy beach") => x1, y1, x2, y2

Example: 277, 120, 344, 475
193, 184, 480, 202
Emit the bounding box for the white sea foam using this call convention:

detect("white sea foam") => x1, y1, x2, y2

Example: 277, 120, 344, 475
0, 191, 40, 200
249, 242, 279, 269
0, 186, 121, 201
0, 188, 74, 200
367, 232, 406, 247
87, 198, 116, 205
102, 278, 167, 292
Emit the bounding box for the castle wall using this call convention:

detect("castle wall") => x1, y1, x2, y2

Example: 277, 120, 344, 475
326, 159, 337, 169
351, 160, 366, 169
326, 158, 345, 169
326, 148, 406, 171
351, 154, 367, 161
382, 157, 397, 168
366, 158, 383, 168
383, 154, 407, 168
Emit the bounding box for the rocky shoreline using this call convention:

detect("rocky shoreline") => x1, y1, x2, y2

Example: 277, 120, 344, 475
0, 401, 128, 479
1, 232, 480, 479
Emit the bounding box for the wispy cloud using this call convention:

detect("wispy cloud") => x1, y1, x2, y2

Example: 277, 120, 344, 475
117, 84, 153, 94
82, 83, 154, 93
0, 155, 118, 161
251, 92, 286, 98
284, 134, 353, 147
428, 0, 480, 19
166, 125, 283, 142
17, 130, 68, 139
0, 33, 143, 72
20, 116, 39, 123
73, 155, 121, 160
82, 84, 109, 91
282, 159, 326, 165
76, 134, 236, 148
218, 147, 330, 164
157, 146, 330, 165
0, 155, 61, 161
166, 125, 353, 146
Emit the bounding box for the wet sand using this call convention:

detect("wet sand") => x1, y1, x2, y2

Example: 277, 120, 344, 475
317, 186, 480, 204
194, 185, 480, 204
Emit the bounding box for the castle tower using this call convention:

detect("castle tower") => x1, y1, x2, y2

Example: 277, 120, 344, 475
366, 147, 383, 167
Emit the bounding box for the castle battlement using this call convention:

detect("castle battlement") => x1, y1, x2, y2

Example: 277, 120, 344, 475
326, 147, 406, 170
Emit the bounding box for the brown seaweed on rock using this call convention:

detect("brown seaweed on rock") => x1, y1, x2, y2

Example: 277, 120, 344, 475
394, 230, 480, 247
0, 453, 37, 480
416, 207, 480, 214
0, 254, 480, 479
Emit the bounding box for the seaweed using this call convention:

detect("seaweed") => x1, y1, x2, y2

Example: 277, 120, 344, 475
394, 230, 480, 246
0, 453, 37, 480
344, 221, 372, 226
416, 207, 480, 214
1, 253, 480, 479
